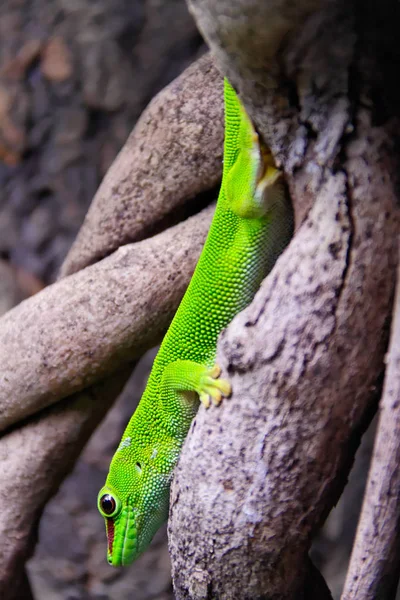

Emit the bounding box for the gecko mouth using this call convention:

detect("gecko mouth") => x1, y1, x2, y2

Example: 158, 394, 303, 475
106, 518, 115, 562
106, 506, 140, 566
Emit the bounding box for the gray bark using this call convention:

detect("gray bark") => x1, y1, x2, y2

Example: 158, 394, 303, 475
1, 0, 399, 597
169, 1, 400, 598
0, 56, 222, 598
342, 253, 400, 599
61, 54, 223, 276
0, 206, 213, 432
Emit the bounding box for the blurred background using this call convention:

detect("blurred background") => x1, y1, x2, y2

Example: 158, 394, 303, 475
0, 0, 204, 288
0, 1, 384, 598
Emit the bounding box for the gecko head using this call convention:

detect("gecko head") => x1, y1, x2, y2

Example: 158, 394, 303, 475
97, 440, 176, 566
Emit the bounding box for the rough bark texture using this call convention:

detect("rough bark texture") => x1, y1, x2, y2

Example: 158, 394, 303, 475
342, 255, 400, 599
0, 53, 223, 598
2, 0, 399, 597
0, 206, 213, 432
186, 0, 355, 225
0, 365, 133, 600
61, 53, 223, 276
169, 1, 400, 598
0, 206, 213, 599
26, 349, 173, 600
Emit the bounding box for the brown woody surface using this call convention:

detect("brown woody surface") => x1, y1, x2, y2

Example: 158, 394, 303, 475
0, 55, 221, 599
61, 55, 223, 276
342, 254, 400, 599
1, 1, 400, 598
169, 1, 400, 599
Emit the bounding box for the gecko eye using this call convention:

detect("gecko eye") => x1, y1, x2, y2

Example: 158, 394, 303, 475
100, 494, 116, 515
98, 492, 120, 518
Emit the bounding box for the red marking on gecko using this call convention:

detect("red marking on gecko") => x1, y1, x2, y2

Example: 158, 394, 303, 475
107, 518, 115, 555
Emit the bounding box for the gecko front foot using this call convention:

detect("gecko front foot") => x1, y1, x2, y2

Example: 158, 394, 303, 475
199, 364, 232, 408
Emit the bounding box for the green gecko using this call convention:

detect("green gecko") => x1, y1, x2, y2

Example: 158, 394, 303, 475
97, 79, 293, 566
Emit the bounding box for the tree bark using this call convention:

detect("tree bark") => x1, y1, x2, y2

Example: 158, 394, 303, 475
342, 252, 400, 599
1, 1, 399, 597
169, 1, 400, 598
60, 54, 223, 276
0, 206, 213, 432
0, 56, 222, 597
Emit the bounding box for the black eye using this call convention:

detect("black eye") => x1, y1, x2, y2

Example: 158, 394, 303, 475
100, 494, 116, 516
97, 488, 121, 519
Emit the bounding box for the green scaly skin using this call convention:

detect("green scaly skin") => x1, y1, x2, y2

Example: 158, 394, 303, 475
97, 79, 293, 566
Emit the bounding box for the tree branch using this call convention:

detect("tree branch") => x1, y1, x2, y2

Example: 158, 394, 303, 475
0, 206, 213, 432
0, 55, 223, 596
61, 53, 223, 276
0, 366, 133, 600
0, 207, 214, 600
169, 1, 399, 598
342, 249, 400, 599
187, 0, 355, 225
